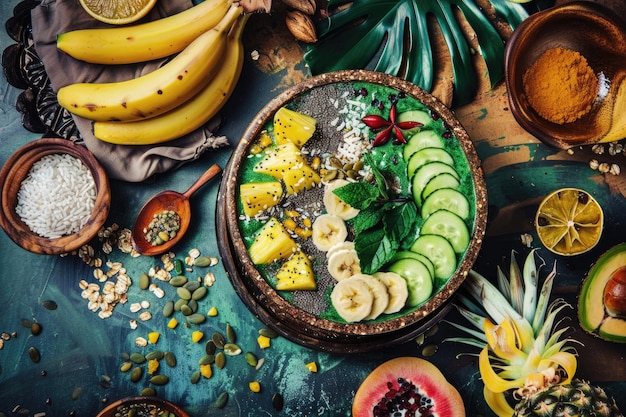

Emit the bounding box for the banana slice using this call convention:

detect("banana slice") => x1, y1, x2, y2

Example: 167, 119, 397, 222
311, 214, 348, 251
327, 248, 361, 281
326, 240, 355, 260
354, 274, 390, 321
323, 179, 360, 220
373, 271, 409, 314
330, 276, 374, 323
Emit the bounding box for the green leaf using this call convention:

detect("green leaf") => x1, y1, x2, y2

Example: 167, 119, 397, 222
333, 181, 379, 209
304, 0, 528, 106
352, 205, 385, 235
383, 201, 418, 244
354, 226, 398, 274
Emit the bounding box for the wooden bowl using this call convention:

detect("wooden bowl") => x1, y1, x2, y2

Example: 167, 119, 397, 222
0, 138, 110, 254
219, 70, 488, 352
505, 2, 626, 149
95, 396, 189, 417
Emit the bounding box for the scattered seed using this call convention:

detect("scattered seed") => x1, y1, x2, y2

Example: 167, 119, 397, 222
21, 318, 33, 328
99, 379, 111, 389
174, 299, 188, 311
199, 354, 215, 365
255, 357, 265, 371
169, 275, 188, 287
120, 362, 132, 372
72, 386, 82, 400
190, 370, 201, 384
226, 323, 236, 343
425, 325, 439, 337
145, 350, 164, 361
28, 346, 40, 363
139, 273, 150, 290
149, 375, 169, 385
245, 352, 258, 367
215, 392, 229, 409
130, 352, 146, 364
174, 259, 184, 275
141, 387, 157, 396
212, 333, 226, 349
130, 367, 143, 382
42, 300, 58, 310
164, 352, 177, 367
215, 352, 226, 369
184, 280, 201, 293
191, 286, 207, 301
187, 299, 198, 313
162, 301, 174, 318
224, 343, 242, 356
180, 304, 193, 316
414, 333, 425, 346
272, 393, 284, 411
205, 340, 216, 355
259, 327, 278, 339
30, 323, 42, 336
186, 313, 206, 325
421, 344, 438, 357
176, 287, 192, 300
193, 256, 212, 267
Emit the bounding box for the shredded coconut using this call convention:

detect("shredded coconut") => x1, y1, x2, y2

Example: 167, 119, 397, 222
15, 153, 97, 239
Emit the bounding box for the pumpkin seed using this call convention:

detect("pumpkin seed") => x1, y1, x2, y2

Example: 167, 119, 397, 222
205, 340, 216, 355
259, 327, 278, 339
120, 362, 132, 372
212, 332, 226, 349
130, 367, 143, 382
199, 354, 215, 365
184, 280, 201, 292
224, 343, 241, 356
149, 374, 169, 385
42, 300, 58, 310
186, 313, 206, 325
180, 304, 193, 316
174, 298, 188, 311
322, 169, 338, 182
130, 352, 146, 364
245, 352, 258, 367
191, 286, 207, 301
28, 346, 40, 363
193, 256, 212, 267
30, 322, 42, 336
255, 357, 265, 371
169, 275, 188, 287
421, 344, 438, 357
190, 370, 201, 384
215, 352, 226, 369
226, 323, 237, 343
174, 259, 184, 275
187, 299, 198, 313
272, 393, 284, 411
72, 386, 82, 400
414, 333, 425, 346
139, 273, 150, 290
141, 387, 156, 396
162, 301, 174, 317
164, 351, 177, 367
176, 287, 192, 300
425, 325, 439, 337
21, 318, 32, 328
145, 350, 164, 361
215, 392, 229, 409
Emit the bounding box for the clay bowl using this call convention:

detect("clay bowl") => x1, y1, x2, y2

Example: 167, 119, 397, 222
505, 1, 626, 149
0, 138, 110, 254
219, 70, 488, 352
95, 396, 189, 417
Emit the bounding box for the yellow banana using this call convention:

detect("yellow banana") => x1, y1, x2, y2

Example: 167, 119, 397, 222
93, 13, 250, 145
57, 0, 232, 64
57, 4, 243, 123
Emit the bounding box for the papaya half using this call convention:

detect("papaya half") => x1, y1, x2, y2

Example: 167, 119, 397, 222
352, 356, 465, 417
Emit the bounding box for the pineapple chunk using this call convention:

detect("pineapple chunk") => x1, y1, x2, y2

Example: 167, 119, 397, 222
240, 181, 284, 217
248, 217, 298, 265
253, 142, 305, 179
282, 162, 321, 195
273, 107, 317, 148
275, 250, 316, 290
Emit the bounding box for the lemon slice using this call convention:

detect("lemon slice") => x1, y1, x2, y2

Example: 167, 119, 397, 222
535, 188, 603, 256
79, 0, 157, 25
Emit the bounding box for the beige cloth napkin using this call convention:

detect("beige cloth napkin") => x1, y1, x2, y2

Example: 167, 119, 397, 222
30, 0, 229, 182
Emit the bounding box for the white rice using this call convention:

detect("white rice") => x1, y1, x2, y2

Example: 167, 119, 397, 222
15, 153, 97, 239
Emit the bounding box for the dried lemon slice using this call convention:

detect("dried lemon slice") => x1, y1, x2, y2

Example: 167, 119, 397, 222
535, 188, 603, 256
79, 0, 157, 25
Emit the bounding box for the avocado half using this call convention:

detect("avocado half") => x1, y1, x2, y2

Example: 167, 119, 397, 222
578, 243, 626, 343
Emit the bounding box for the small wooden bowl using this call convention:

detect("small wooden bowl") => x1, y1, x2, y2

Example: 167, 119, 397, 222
95, 396, 189, 417
0, 138, 110, 254
505, 2, 626, 149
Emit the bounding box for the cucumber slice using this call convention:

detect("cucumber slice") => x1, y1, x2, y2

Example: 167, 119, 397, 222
421, 188, 471, 220
411, 161, 459, 205
388, 258, 434, 307
410, 234, 457, 280
407, 147, 455, 178
420, 209, 470, 254
421, 172, 461, 203
403, 130, 444, 161
390, 250, 436, 281
397, 110, 432, 140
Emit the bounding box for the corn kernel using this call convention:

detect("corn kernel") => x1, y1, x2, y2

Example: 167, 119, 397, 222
147, 358, 159, 375
192, 330, 204, 343
295, 227, 312, 239
167, 318, 178, 329
200, 363, 212, 379
258, 131, 273, 148
283, 218, 297, 231
148, 331, 160, 344
257, 335, 271, 349
305, 361, 318, 373
207, 306, 218, 316
249, 381, 261, 393
302, 217, 312, 228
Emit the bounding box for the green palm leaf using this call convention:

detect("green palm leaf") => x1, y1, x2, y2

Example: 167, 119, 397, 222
303, 0, 528, 106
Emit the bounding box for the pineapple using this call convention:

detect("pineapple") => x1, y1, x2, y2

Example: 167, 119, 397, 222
274, 250, 316, 291
253, 142, 305, 179
273, 107, 317, 148
248, 217, 298, 265
282, 162, 321, 195
240, 181, 283, 217
447, 250, 621, 417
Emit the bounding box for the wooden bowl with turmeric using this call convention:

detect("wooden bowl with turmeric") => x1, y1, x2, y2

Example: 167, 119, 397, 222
505, 1, 626, 149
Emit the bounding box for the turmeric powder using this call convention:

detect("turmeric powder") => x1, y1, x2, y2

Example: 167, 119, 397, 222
522, 47, 598, 124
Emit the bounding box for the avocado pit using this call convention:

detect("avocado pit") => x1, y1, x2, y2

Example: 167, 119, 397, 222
603, 265, 626, 318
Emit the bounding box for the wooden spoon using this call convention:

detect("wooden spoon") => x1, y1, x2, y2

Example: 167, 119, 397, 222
131, 164, 222, 256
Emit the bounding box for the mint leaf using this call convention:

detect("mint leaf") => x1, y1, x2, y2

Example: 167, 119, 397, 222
383, 201, 418, 243
354, 226, 398, 274
365, 153, 389, 200
351, 205, 384, 235
333, 181, 379, 209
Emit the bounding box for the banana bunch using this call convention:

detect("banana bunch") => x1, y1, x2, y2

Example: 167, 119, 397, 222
56, 2, 248, 145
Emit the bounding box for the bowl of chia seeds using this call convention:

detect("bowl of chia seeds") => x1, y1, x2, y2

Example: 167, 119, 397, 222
218, 70, 488, 352
95, 396, 189, 417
